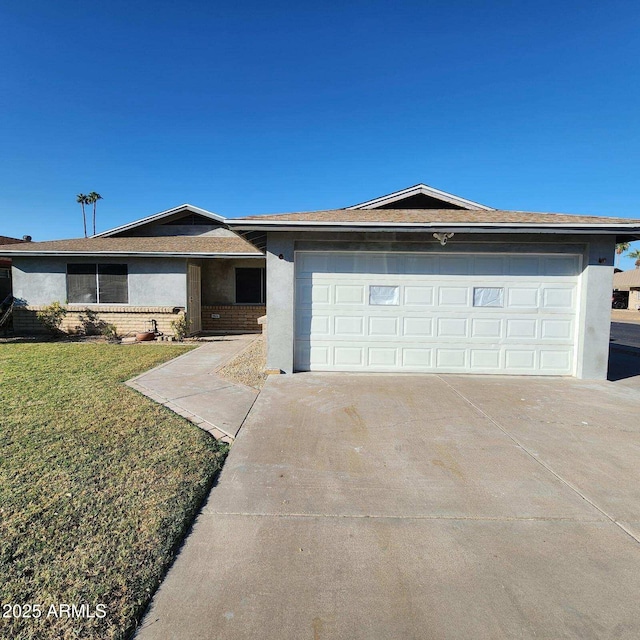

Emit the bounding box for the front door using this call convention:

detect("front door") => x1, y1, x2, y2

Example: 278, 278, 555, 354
187, 263, 202, 334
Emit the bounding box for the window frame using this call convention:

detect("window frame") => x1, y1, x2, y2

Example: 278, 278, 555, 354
66, 263, 129, 304
234, 267, 266, 305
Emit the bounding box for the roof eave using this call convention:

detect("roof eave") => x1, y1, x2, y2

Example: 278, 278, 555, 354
0, 251, 264, 258
227, 221, 640, 234
93, 204, 227, 238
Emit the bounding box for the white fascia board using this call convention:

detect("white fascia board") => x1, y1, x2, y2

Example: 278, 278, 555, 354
345, 184, 494, 211
93, 204, 227, 238
0, 251, 263, 258
228, 221, 640, 234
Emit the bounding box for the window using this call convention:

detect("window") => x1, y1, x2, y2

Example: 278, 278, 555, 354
235, 268, 265, 304
67, 264, 128, 304
0, 268, 10, 279
473, 287, 504, 308
369, 285, 399, 305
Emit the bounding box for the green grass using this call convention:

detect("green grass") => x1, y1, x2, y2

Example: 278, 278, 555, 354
0, 343, 229, 640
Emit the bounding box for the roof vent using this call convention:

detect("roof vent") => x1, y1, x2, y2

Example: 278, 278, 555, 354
22, 235, 32, 242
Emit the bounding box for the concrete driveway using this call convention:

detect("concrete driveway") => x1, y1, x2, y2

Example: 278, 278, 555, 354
137, 370, 640, 639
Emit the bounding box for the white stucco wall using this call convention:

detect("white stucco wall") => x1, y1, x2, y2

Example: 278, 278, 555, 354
12, 257, 187, 307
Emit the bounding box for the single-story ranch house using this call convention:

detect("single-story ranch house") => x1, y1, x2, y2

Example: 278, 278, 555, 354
613, 268, 640, 310
1, 184, 639, 380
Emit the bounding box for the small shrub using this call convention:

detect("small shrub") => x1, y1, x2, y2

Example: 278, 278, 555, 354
101, 323, 119, 342
36, 301, 67, 334
78, 308, 107, 335
170, 313, 190, 341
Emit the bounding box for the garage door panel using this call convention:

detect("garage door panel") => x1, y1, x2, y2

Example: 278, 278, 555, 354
438, 287, 469, 306
369, 316, 399, 336
334, 346, 364, 366
542, 287, 575, 310
540, 349, 572, 371
506, 287, 539, 308
540, 319, 573, 340
402, 348, 433, 367
470, 349, 501, 369
296, 312, 331, 337
505, 349, 538, 370
403, 317, 434, 337
403, 286, 434, 305
506, 318, 538, 339
334, 316, 364, 336
436, 349, 467, 368
437, 317, 468, 338
334, 284, 365, 304
295, 251, 579, 375
368, 347, 398, 366
471, 318, 502, 338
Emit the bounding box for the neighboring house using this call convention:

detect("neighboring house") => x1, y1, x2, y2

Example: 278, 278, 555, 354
228, 183, 640, 380
0, 235, 27, 301
0, 205, 265, 336
1, 184, 639, 379
613, 269, 640, 310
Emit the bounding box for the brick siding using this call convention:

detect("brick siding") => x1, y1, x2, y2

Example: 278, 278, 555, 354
201, 304, 265, 333
13, 305, 184, 337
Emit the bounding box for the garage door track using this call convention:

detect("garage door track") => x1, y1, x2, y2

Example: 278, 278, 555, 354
136, 372, 640, 639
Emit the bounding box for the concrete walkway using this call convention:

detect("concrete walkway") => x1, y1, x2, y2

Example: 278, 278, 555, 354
136, 360, 640, 640
127, 334, 260, 442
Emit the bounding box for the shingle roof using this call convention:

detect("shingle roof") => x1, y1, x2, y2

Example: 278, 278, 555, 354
0, 235, 262, 256
232, 208, 640, 225
0, 235, 25, 244
613, 269, 640, 290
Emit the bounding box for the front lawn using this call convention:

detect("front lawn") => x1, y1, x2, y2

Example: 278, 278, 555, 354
0, 343, 228, 640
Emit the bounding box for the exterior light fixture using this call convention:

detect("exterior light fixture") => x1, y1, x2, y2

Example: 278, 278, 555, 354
433, 232, 454, 246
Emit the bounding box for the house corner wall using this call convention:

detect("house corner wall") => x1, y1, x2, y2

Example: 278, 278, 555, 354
575, 236, 615, 379
266, 233, 295, 373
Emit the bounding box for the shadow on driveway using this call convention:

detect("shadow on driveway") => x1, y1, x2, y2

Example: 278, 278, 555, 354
608, 344, 640, 382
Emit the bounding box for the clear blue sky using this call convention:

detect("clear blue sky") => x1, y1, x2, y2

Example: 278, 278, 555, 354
1, 0, 639, 267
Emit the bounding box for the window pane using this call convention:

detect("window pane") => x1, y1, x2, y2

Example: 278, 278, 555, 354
369, 285, 399, 305
67, 264, 97, 303
236, 268, 263, 303
473, 287, 504, 308
98, 264, 128, 303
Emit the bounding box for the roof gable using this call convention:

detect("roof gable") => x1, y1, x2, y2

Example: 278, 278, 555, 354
94, 204, 226, 238
346, 184, 494, 211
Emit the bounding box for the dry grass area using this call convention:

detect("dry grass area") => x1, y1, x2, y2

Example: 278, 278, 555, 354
0, 343, 228, 640
217, 335, 267, 389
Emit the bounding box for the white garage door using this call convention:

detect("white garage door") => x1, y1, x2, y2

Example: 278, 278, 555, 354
294, 251, 581, 375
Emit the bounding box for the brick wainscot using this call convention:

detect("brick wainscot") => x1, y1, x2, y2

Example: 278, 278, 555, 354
201, 305, 265, 333
13, 305, 184, 336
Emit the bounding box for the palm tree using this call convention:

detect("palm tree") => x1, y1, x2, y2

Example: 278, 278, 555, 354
76, 193, 90, 238
616, 242, 630, 255
87, 192, 103, 236
615, 242, 630, 267
627, 249, 640, 268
